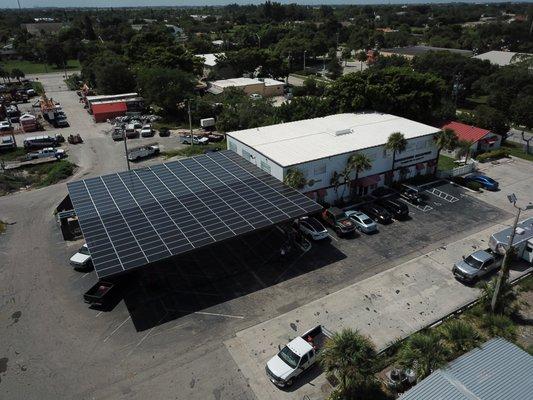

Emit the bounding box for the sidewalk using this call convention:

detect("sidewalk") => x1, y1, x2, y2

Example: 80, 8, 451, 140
225, 219, 532, 400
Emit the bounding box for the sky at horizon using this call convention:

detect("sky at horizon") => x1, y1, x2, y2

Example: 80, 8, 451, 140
0, 0, 518, 10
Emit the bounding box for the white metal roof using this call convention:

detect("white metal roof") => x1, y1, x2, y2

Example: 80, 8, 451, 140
227, 113, 440, 167
210, 77, 262, 88
196, 53, 224, 67
473, 51, 531, 66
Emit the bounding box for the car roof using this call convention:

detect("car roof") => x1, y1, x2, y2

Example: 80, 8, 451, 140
287, 337, 312, 356
302, 217, 325, 230
471, 250, 493, 262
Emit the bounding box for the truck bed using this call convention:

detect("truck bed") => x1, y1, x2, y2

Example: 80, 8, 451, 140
300, 325, 333, 352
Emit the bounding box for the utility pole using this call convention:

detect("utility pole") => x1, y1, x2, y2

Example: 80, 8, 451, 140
255, 33, 261, 48
491, 194, 533, 312
123, 131, 131, 171
303, 50, 307, 71
188, 100, 193, 147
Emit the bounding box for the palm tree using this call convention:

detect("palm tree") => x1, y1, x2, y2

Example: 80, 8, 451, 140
347, 153, 372, 197
479, 276, 523, 316
283, 168, 306, 189
457, 139, 474, 163
11, 68, 25, 82
434, 129, 458, 170
398, 331, 448, 381
320, 328, 377, 397
440, 320, 480, 358
385, 132, 407, 183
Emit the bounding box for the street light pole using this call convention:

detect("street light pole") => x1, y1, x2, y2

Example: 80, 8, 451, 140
303, 50, 307, 71
123, 131, 131, 171
188, 99, 193, 147
491, 194, 533, 312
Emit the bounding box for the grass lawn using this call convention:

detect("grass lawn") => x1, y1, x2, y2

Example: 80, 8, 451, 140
437, 154, 456, 171
0, 59, 80, 75
0, 148, 27, 162
502, 142, 533, 162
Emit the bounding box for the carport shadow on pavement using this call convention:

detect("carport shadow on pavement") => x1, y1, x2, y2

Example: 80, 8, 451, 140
117, 227, 346, 331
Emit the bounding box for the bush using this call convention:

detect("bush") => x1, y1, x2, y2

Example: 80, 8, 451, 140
64, 73, 82, 91
39, 160, 75, 186
480, 314, 517, 341
466, 181, 483, 191
476, 148, 509, 162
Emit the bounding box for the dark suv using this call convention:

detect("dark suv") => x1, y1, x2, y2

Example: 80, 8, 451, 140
321, 207, 357, 237
376, 198, 409, 220
359, 203, 393, 224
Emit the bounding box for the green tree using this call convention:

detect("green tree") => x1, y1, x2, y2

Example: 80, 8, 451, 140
479, 276, 523, 316
434, 129, 458, 169
440, 320, 480, 358
320, 329, 377, 398
356, 50, 367, 71
327, 54, 343, 79
398, 331, 448, 381
283, 168, 306, 189
385, 132, 407, 174
10, 68, 25, 82
93, 58, 136, 94
474, 105, 510, 139
44, 41, 67, 69
136, 67, 196, 115
456, 139, 474, 163
511, 96, 533, 130
347, 153, 372, 196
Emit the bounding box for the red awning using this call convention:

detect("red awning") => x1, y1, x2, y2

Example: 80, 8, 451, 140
354, 174, 381, 187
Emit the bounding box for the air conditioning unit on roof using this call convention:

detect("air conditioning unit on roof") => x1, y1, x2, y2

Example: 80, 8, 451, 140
334, 128, 352, 136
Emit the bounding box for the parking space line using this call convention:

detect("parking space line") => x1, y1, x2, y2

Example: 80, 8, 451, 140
103, 316, 131, 343
426, 187, 459, 203
328, 233, 338, 241
195, 311, 244, 319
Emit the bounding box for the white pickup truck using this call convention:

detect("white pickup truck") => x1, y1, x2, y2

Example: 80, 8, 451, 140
127, 144, 160, 161
26, 147, 65, 160
266, 325, 332, 387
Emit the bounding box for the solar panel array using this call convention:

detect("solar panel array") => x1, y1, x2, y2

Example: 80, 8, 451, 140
67, 150, 322, 279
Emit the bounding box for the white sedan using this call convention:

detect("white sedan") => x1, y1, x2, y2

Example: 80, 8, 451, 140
70, 244, 92, 269
345, 210, 378, 234
296, 216, 328, 241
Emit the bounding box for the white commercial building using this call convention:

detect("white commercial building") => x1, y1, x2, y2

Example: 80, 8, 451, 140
227, 113, 440, 204
207, 77, 285, 97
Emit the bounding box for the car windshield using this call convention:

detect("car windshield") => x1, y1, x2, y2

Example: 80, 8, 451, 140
278, 346, 300, 369
465, 255, 483, 269
79, 246, 90, 256
363, 218, 373, 224
308, 219, 324, 231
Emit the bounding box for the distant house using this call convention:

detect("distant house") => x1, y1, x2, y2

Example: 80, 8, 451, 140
380, 45, 473, 59
196, 53, 224, 76
473, 50, 532, 67
207, 77, 284, 98
400, 338, 533, 400
21, 22, 64, 36
441, 121, 501, 155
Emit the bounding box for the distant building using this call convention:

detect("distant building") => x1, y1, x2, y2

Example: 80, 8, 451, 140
441, 121, 501, 155
473, 50, 532, 67
212, 39, 225, 47
196, 53, 224, 76
207, 77, 284, 98
21, 22, 64, 36
380, 45, 473, 59
226, 112, 439, 203
400, 338, 533, 400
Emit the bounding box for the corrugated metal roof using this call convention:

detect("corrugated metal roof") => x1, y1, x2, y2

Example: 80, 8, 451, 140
473, 51, 532, 67
227, 113, 440, 167
441, 121, 491, 143
400, 338, 533, 400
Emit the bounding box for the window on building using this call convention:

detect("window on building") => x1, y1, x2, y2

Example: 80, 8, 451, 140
314, 164, 326, 175
242, 149, 252, 161
260, 160, 271, 173
229, 141, 237, 152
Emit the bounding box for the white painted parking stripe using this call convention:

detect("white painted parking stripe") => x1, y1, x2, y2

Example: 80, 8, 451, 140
195, 311, 244, 319
103, 316, 131, 343
328, 233, 338, 242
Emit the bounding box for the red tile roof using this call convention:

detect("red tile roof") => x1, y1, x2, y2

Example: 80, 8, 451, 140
441, 121, 491, 143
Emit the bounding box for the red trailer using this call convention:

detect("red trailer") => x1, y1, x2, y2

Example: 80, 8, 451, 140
92, 101, 128, 123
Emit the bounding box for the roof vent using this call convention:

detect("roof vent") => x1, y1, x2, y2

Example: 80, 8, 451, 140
515, 227, 525, 235
334, 128, 353, 136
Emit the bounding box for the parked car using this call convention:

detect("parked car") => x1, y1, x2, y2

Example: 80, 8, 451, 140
128, 144, 160, 161
371, 186, 397, 198
0, 135, 16, 150
70, 244, 92, 269
465, 174, 499, 191
158, 127, 171, 137
23, 135, 59, 149
266, 325, 332, 387
376, 198, 410, 220
124, 124, 139, 139
54, 117, 69, 128
358, 203, 393, 224
452, 249, 503, 283
26, 147, 65, 160
321, 207, 357, 237
296, 216, 328, 241
345, 210, 378, 234
112, 128, 124, 141
399, 184, 424, 205
140, 124, 155, 137
180, 135, 209, 145
250, 93, 263, 100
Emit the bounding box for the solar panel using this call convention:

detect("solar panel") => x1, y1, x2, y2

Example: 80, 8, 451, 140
67, 150, 322, 279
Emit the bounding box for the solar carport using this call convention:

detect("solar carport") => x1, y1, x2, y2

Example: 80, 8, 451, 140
67, 150, 322, 279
